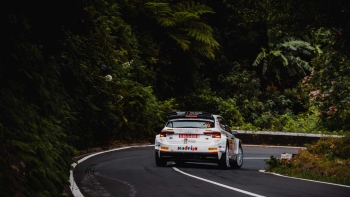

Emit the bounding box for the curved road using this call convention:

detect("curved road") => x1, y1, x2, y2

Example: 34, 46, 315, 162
71, 145, 350, 197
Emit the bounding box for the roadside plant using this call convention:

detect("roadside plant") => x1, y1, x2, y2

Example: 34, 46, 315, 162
266, 134, 350, 186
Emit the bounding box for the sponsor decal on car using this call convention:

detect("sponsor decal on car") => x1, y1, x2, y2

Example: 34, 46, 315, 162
179, 134, 198, 138
183, 138, 196, 144
187, 139, 196, 143
174, 128, 201, 133
178, 146, 198, 151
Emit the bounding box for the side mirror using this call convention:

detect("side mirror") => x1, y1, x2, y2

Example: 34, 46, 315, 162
231, 130, 238, 135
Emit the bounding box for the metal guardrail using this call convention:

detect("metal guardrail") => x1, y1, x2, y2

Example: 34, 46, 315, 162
235, 130, 344, 138
233, 130, 344, 146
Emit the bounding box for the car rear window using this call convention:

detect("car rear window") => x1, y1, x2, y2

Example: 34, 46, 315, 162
166, 120, 214, 128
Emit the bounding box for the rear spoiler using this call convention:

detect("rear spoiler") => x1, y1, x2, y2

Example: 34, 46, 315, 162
167, 111, 213, 120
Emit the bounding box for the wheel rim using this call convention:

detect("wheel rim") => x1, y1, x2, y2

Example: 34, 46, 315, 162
236, 147, 243, 166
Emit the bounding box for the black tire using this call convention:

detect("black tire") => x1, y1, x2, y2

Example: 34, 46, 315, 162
231, 146, 243, 169
155, 151, 167, 167
218, 145, 230, 169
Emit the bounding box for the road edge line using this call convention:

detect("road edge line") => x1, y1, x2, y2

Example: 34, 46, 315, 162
259, 170, 350, 188
70, 145, 153, 197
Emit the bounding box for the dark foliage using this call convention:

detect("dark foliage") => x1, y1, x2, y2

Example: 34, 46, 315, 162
1, 0, 350, 196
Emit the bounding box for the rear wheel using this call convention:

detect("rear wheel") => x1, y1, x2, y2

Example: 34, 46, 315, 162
218, 145, 230, 169
155, 151, 167, 167
231, 146, 243, 169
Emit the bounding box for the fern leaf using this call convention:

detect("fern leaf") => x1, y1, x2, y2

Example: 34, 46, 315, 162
194, 44, 215, 59
168, 33, 191, 51
289, 45, 297, 51
280, 53, 288, 66
271, 50, 282, 57
281, 40, 315, 52
301, 49, 312, 56
253, 48, 266, 67
314, 45, 323, 55
146, 1, 217, 59
157, 17, 176, 27
174, 1, 214, 15
145, 2, 171, 16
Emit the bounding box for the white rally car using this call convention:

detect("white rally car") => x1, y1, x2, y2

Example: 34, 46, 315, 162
155, 111, 243, 169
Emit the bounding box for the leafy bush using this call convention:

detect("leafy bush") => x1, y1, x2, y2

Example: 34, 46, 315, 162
307, 133, 350, 160
235, 123, 260, 131
265, 134, 350, 186
217, 98, 244, 126
177, 77, 244, 126
280, 106, 324, 133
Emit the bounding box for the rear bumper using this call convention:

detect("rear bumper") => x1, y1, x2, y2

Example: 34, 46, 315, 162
159, 151, 219, 162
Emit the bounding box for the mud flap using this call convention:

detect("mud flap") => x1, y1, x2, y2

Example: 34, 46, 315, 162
234, 138, 240, 154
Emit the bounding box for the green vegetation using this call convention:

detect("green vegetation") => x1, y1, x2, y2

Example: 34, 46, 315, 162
266, 134, 350, 186
1, 0, 350, 196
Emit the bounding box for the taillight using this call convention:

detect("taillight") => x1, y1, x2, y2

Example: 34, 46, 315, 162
160, 130, 174, 137
203, 131, 221, 138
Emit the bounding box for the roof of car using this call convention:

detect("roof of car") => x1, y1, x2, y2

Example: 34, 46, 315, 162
167, 111, 215, 120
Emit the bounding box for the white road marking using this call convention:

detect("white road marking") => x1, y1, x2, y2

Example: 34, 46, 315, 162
70, 145, 153, 197
172, 167, 265, 197
71, 144, 348, 197
259, 170, 350, 188
243, 144, 306, 149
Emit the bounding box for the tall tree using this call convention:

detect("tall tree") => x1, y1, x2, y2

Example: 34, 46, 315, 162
144, 1, 219, 59
118, 1, 221, 99
0, 0, 78, 196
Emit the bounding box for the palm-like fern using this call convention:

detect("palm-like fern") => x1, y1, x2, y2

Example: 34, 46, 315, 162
145, 1, 219, 59
253, 29, 314, 81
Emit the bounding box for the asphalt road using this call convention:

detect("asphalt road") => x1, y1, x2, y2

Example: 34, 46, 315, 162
71, 145, 350, 197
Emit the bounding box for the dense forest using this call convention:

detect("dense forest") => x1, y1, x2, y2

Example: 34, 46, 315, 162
1, 0, 350, 196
